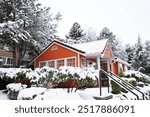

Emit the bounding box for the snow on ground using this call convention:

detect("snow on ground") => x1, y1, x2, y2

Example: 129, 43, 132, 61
34, 89, 92, 100
0, 85, 150, 100
17, 87, 47, 100
0, 90, 9, 100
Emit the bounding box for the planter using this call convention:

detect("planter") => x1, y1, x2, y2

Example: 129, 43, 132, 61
65, 79, 76, 88
57, 80, 77, 88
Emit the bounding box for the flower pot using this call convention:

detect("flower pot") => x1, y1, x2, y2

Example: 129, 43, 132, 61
65, 79, 76, 88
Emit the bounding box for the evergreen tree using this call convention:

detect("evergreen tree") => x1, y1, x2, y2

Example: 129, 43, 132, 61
132, 35, 144, 71
82, 27, 97, 42
66, 22, 84, 41
125, 44, 135, 64
143, 40, 150, 74
0, 0, 61, 67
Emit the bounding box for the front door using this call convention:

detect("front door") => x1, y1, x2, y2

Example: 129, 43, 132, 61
101, 62, 109, 86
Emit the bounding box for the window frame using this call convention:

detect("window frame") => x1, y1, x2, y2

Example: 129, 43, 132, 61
39, 61, 47, 68
66, 57, 76, 67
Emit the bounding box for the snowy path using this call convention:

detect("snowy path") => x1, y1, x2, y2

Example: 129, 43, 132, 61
0, 90, 9, 100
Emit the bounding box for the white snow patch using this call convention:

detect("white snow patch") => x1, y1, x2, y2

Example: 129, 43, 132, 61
7, 83, 27, 92
72, 39, 108, 54
0, 90, 9, 100
17, 87, 47, 100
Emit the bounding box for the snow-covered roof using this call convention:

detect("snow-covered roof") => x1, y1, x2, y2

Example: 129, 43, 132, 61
72, 39, 108, 55
31, 39, 108, 63
115, 58, 130, 67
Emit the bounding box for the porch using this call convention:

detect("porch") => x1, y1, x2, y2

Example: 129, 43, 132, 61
82, 53, 129, 87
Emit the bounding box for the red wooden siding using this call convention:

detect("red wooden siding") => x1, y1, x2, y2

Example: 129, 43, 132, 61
112, 62, 118, 75
35, 43, 79, 68
103, 43, 113, 57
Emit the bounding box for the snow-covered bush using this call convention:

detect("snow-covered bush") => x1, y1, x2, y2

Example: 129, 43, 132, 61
37, 67, 58, 87
124, 70, 150, 84
119, 68, 125, 77
111, 80, 122, 94
0, 71, 15, 90
17, 87, 46, 100
7, 83, 27, 92
121, 77, 137, 87
7, 83, 27, 100
137, 82, 144, 87
57, 66, 98, 88
0, 66, 99, 88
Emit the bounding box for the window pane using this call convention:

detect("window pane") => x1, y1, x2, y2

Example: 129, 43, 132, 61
40, 62, 46, 68
81, 59, 86, 68
57, 59, 64, 68
48, 61, 55, 68
67, 58, 75, 67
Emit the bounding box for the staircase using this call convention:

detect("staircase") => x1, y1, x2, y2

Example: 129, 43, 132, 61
100, 69, 150, 100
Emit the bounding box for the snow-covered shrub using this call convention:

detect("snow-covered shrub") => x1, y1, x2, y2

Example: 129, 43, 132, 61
37, 67, 58, 88
7, 83, 27, 92
125, 70, 150, 84
16, 71, 31, 88
17, 87, 46, 100
121, 77, 137, 87
137, 82, 144, 87
124, 70, 150, 84
0, 66, 99, 88
119, 68, 125, 77
0, 72, 15, 90
7, 83, 27, 100
111, 80, 122, 94
57, 66, 98, 88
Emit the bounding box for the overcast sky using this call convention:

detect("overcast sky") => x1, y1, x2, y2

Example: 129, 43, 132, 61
39, 0, 150, 44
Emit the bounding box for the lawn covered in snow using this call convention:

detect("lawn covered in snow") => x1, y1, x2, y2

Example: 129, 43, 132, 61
1, 85, 150, 100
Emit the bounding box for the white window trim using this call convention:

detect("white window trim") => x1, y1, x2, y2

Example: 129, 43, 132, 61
39, 56, 76, 68
81, 58, 86, 68
51, 45, 58, 51
0, 56, 13, 65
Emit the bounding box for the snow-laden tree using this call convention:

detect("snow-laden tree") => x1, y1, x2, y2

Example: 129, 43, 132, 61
99, 27, 127, 61
82, 27, 97, 42
125, 44, 135, 64
132, 35, 145, 71
142, 40, 150, 74
0, 0, 61, 67
66, 22, 84, 41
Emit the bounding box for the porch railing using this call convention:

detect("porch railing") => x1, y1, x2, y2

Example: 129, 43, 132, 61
99, 69, 148, 100
108, 71, 147, 100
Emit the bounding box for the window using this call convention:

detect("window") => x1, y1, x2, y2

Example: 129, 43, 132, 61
51, 45, 58, 51
67, 58, 75, 67
57, 59, 64, 68
40, 62, 46, 68
81, 58, 86, 68
7, 58, 13, 65
48, 61, 55, 68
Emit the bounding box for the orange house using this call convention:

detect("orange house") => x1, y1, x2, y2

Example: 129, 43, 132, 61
31, 39, 130, 76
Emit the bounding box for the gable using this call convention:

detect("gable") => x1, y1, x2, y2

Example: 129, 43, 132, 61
31, 40, 85, 63
103, 42, 113, 57
35, 42, 84, 68
37, 43, 79, 60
